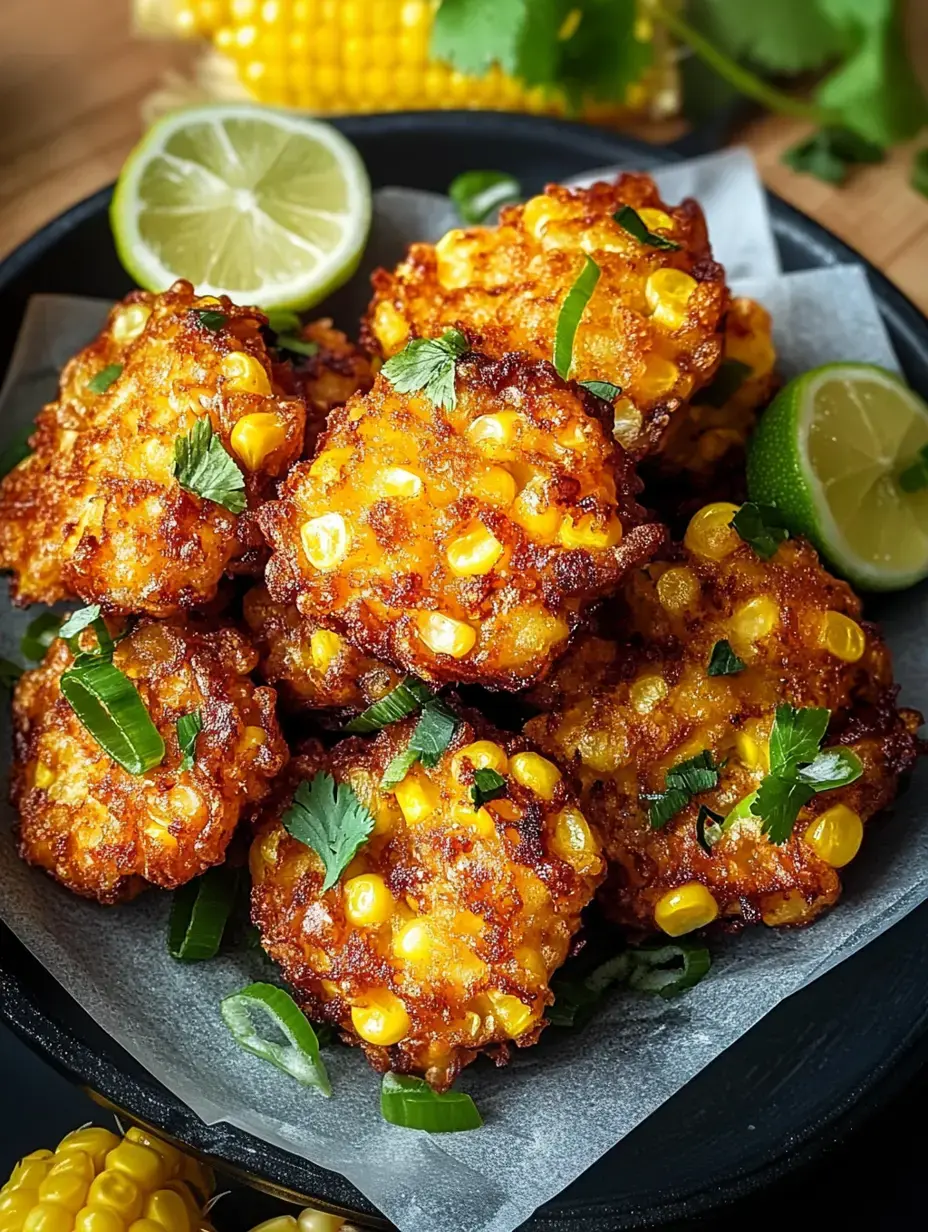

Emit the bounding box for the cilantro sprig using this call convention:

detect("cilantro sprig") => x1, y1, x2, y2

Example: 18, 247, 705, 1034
381, 329, 469, 411
173, 418, 246, 515
644, 750, 722, 831
282, 772, 376, 892
730, 502, 790, 560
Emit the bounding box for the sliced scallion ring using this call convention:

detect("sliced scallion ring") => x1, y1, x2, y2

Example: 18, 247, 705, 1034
344, 675, 432, 733
380, 1072, 482, 1132
60, 655, 165, 774
21, 611, 64, 662
168, 866, 239, 962
627, 943, 712, 999
220, 982, 331, 1095
448, 170, 521, 224
553, 255, 601, 379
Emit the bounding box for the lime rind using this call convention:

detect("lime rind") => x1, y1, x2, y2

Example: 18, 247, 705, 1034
111, 104, 371, 312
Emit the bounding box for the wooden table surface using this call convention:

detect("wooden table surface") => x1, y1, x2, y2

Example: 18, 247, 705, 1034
2, 0, 928, 313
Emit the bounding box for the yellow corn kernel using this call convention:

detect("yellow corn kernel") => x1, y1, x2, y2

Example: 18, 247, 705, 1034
300, 513, 349, 571
684, 502, 742, 560
393, 917, 434, 965
730, 596, 779, 646
22, 1203, 74, 1232
551, 807, 600, 874
73, 1209, 125, 1232
734, 726, 770, 773
515, 946, 548, 985
654, 883, 719, 936
521, 195, 565, 239
511, 478, 561, 543
8, 1151, 54, 1191
220, 351, 272, 396
656, 565, 700, 614
636, 207, 674, 233
612, 397, 643, 448
298, 1213, 346, 1232
645, 268, 697, 331
450, 802, 496, 837
639, 354, 679, 397
37, 1154, 95, 1213
86, 1170, 144, 1223
467, 411, 522, 453
111, 302, 151, 345
414, 611, 477, 658
557, 513, 623, 550
229, 413, 286, 470
350, 990, 410, 1045
760, 889, 812, 927
377, 467, 423, 498
485, 989, 537, 1038
509, 751, 561, 800
34, 763, 56, 789
343, 873, 394, 926
309, 628, 342, 673
820, 610, 866, 663
105, 1143, 164, 1192
804, 804, 864, 868
2, 1192, 40, 1232
309, 447, 353, 483
474, 465, 517, 507
629, 673, 668, 714
446, 524, 504, 576
506, 606, 570, 665
371, 302, 410, 355
394, 772, 439, 824
55, 1132, 119, 1173
123, 1132, 181, 1184
451, 740, 508, 779
142, 1189, 191, 1232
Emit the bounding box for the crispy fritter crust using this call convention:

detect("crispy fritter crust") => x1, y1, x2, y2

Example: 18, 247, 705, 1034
242, 583, 402, 715
0, 282, 305, 614
289, 319, 376, 457
258, 352, 664, 690
250, 716, 603, 1089
12, 618, 288, 903
526, 531, 922, 932
365, 175, 728, 457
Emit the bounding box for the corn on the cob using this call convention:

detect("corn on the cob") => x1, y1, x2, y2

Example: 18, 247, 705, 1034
0, 1126, 215, 1232
134, 0, 679, 122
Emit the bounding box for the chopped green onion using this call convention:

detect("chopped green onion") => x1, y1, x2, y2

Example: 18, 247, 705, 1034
0, 426, 33, 478
448, 170, 521, 224
579, 379, 623, 401
86, 364, 123, 395
177, 710, 203, 772
344, 676, 432, 734
380, 1072, 481, 1132
168, 866, 239, 962
695, 804, 724, 854
697, 358, 752, 409
60, 655, 165, 775
722, 790, 759, 831
220, 982, 331, 1095
193, 309, 227, 331
0, 658, 23, 689
548, 953, 631, 1028
627, 943, 712, 999
613, 204, 682, 251
553, 255, 601, 379
380, 746, 420, 790
265, 310, 302, 335
471, 767, 506, 808
275, 334, 320, 359
21, 612, 63, 662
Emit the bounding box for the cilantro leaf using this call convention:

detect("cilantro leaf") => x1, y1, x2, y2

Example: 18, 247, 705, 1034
193, 309, 227, 331
614, 204, 681, 251
707, 639, 745, 677
282, 773, 376, 892
173, 418, 246, 515
86, 364, 123, 395
579, 380, 623, 401
177, 710, 203, 772
344, 677, 432, 734
783, 127, 885, 185
768, 704, 830, 776
471, 767, 507, 808
729, 502, 790, 559
696, 358, 752, 408
554, 0, 652, 109
449, 170, 521, 223
695, 805, 724, 854
686, 0, 845, 75
795, 747, 863, 791
0, 658, 23, 689
898, 443, 928, 492
380, 330, 469, 411
431, 0, 528, 76
751, 775, 815, 845
553, 255, 601, 378
912, 149, 928, 199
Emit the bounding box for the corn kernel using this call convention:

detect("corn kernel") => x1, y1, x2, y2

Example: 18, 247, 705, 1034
123, 1132, 180, 1184
220, 350, 272, 396
446, 524, 504, 576
38, 1155, 94, 1213
111, 302, 151, 345
229, 413, 286, 470
105, 1144, 164, 1192
394, 772, 439, 824
86, 1170, 143, 1223
414, 611, 476, 658
551, 807, 600, 874
350, 990, 410, 1045
309, 628, 342, 673
22, 1204, 74, 1232
474, 465, 517, 507
451, 740, 508, 779
485, 989, 536, 1038
393, 917, 434, 965
73, 1209, 125, 1232
371, 302, 409, 355
636, 207, 674, 233
142, 1190, 191, 1232
309, 447, 353, 483
730, 596, 778, 646
684, 502, 742, 560
820, 611, 866, 663
734, 727, 769, 773
450, 802, 496, 837
654, 883, 718, 936
760, 889, 811, 927
2, 1192, 40, 1232
656, 565, 700, 614
343, 873, 394, 926
377, 467, 423, 498
612, 397, 643, 448
55, 1133, 119, 1174
300, 513, 349, 571
298, 1212, 346, 1232
509, 751, 561, 800
515, 946, 547, 985
557, 513, 623, 550
467, 412, 522, 453
8, 1152, 54, 1191
639, 354, 679, 397
34, 763, 56, 789
629, 674, 668, 714
804, 804, 864, 868
511, 478, 561, 543
644, 268, 698, 331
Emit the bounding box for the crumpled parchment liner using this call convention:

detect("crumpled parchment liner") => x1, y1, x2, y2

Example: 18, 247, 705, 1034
0, 148, 925, 1232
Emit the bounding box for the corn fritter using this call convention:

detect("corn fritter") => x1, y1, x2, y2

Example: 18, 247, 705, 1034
285, 318, 377, 458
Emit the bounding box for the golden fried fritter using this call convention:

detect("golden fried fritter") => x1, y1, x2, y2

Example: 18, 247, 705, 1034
526, 502, 922, 934
243, 583, 402, 715
258, 352, 664, 691
0, 282, 305, 614
365, 175, 728, 457
250, 714, 603, 1089
12, 617, 288, 903
288, 319, 376, 457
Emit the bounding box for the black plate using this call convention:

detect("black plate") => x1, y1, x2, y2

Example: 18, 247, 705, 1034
3, 112, 928, 1231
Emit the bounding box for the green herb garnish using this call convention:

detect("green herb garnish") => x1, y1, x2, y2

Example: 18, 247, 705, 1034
449, 169, 521, 223
783, 127, 884, 186
730, 501, 790, 559
381, 1072, 481, 1133
86, 364, 123, 395
912, 149, 928, 200
0, 658, 23, 689
471, 767, 507, 809
0, 426, 33, 478
59, 604, 103, 644
282, 772, 376, 892
549, 942, 712, 1026
579, 380, 623, 402
707, 639, 745, 677
173, 418, 246, 514
276, 334, 320, 359
695, 804, 725, 854
177, 710, 203, 772
696, 358, 752, 409
21, 612, 64, 662
380, 698, 461, 787
553, 255, 601, 379
381, 329, 469, 411
168, 866, 238, 962
266, 310, 302, 334
614, 204, 682, 251
60, 654, 165, 775
644, 750, 721, 831
194, 309, 227, 331
220, 982, 331, 1095
344, 676, 432, 734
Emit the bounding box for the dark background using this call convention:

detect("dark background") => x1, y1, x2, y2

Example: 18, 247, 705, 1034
0, 1020, 918, 1231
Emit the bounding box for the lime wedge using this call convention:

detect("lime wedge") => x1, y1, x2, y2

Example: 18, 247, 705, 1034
111, 104, 371, 311
747, 362, 928, 591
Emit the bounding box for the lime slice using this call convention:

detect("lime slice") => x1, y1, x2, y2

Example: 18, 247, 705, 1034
111, 104, 371, 311
747, 362, 928, 591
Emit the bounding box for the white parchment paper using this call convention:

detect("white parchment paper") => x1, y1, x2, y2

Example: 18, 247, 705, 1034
0, 150, 926, 1232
